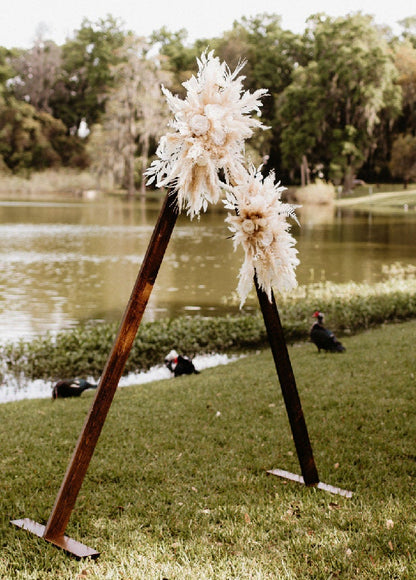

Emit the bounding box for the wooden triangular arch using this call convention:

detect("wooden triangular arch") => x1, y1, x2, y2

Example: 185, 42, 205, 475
12, 190, 351, 559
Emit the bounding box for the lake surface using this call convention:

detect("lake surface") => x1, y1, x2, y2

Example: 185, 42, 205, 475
0, 195, 415, 342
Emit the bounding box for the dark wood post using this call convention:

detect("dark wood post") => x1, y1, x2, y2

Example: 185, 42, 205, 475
255, 277, 319, 485
42, 192, 178, 543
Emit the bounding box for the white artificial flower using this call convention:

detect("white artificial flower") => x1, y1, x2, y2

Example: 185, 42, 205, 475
224, 166, 300, 306
146, 51, 268, 218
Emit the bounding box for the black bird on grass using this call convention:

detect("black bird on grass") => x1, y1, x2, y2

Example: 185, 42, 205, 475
164, 350, 200, 377
310, 311, 346, 353
52, 378, 97, 399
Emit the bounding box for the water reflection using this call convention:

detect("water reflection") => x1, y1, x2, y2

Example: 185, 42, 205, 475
0, 197, 415, 341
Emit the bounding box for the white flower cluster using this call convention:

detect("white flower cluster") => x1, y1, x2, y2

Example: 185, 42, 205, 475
224, 167, 300, 306
145, 51, 268, 217
146, 51, 300, 305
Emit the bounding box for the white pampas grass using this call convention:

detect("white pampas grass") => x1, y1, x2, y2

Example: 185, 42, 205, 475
224, 166, 300, 306
145, 50, 268, 218
146, 50, 300, 305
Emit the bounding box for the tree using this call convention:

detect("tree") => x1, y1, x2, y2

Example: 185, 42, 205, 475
151, 15, 304, 175
212, 14, 304, 173
278, 13, 401, 191
394, 40, 416, 134
150, 27, 199, 97
398, 16, 416, 48
88, 34, 170, 197
389, 133, 416, 187
276, 62, 324, 183
2, 30, 90, 171
8, 27, 61, 113
0, 46, 17, 96
0, 96, 69, 172
362, 38, 416, 182
50, 15, 127, 133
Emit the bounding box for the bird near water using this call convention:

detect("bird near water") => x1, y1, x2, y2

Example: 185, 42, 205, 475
310, 311, 346, 353
52, 379, 97, 399
164, 350, 200, 377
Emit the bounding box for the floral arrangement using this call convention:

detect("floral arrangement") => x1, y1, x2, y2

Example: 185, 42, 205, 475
145, 51, 268, 217
224, 166, 299, 306
146, 51, 299, 306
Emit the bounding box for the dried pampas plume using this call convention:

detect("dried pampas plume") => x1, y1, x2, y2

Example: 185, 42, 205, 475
224, 167, 300, 306
146, 50, 300, 305
145, 50, 268, 218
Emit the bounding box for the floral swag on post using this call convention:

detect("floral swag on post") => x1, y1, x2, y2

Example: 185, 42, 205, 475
224, 166, 299, 306
146, 51, 299, 306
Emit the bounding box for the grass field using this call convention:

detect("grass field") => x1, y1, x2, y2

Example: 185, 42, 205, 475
1, 321, 415, 579
335, 188, 416, 214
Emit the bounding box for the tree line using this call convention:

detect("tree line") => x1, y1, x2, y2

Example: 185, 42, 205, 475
0, 12, 415, 196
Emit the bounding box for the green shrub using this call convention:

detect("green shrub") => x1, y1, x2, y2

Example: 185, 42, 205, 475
292, 179, 336, 205
0, 314, 267, 381
0, 168, 100, 196
1, 276, 416, 382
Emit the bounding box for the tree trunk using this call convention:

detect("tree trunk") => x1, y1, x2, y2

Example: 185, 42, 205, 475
342, 166, 355, 194
140, 133, 149, 198
304, 156, 310, 185
300, 155, 310, 187
124, 153, 135, 199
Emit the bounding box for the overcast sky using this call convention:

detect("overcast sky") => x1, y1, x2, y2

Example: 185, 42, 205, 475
1, 0, 414, 49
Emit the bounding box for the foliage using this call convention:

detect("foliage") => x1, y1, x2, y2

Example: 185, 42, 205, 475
292, 179, 336, 205
150, 28, 200, 96
278, 13, 402, 191
0, 168, 99, 195
394, 41, 416, 135
389, 133, 416, 186
8, 32, 62, 113
2, 275, 416, 382
212, 14, 304, 172
50, 16, 127, 133
0, 47, 17, 95
0, 97, 69, 173
0, 314, 267, 381
88, 34, 170, 197
1, 321, 416, 578
399, 16, 416, 48
1, 12, 416, 183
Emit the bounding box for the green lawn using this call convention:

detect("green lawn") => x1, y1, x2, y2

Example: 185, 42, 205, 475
335, 188, 416, 213
1, 321, 415, 579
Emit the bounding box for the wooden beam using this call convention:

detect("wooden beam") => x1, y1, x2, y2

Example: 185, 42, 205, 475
255, 278, 320, 486
13, 192, 179, 556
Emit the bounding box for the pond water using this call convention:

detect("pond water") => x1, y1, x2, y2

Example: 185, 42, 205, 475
0, 195, 415, 342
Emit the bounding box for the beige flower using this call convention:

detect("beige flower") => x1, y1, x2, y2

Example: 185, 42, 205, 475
224, 166, 300, 306
146, 51, 268, 218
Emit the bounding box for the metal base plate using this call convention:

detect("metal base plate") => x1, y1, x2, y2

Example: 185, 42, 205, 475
11, 518, 100, 559
267, 468, 353, 498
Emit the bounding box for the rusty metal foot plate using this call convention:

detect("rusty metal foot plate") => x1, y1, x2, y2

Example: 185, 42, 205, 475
11, 518, 100, 559
267, 468, 353, 498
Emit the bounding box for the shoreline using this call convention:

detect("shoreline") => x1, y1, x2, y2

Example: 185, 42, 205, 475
335, 188, 416, 210
0, 353, 244, 404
